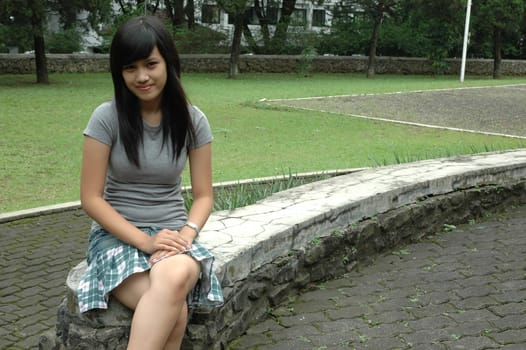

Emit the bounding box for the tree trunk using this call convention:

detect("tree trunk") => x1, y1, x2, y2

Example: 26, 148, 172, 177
117, 0, 128, 13
270, 0, 296, 51
243, 21, 259, 53
254, 0, 271, 50
29, 0, 48, 84
493, 27, 502, 79
229, 14, 244, 78
169, 0, 186, 27
152, 0, 160, 13
366, 13, 382, 78
185, 0, 195, 29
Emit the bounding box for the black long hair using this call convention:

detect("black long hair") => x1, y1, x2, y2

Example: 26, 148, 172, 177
109, 16, 195, 167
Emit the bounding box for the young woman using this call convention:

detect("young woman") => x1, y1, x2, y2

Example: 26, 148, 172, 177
77, 16, 223, 349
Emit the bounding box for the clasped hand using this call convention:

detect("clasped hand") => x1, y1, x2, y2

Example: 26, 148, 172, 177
147, 228, 192, 265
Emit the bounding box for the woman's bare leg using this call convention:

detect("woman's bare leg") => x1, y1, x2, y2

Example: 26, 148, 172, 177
163, 302, 188, 350
112, 255, 200, 350
113, 284, 190, 350
111, 271, 150, 308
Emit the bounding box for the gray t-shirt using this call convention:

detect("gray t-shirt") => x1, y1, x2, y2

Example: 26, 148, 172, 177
83, 100, 213, 230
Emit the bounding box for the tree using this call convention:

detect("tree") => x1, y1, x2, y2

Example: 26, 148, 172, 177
217, 0, 251, 77
410, 0, 465, 74
472, 0, 524, 78
166, 0, 187, 27
316, 2, 369, 56
1, 0, 116, 82
240, 0, 299, 54
354, 0, 399, 78
269, 0, 297, 51
0, 2, 33, 53
28, 0, 49, 83
1, 0, 49, 83
242, 0, 276, 53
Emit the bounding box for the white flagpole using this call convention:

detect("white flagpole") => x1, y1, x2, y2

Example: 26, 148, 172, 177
460, 0, 472, 82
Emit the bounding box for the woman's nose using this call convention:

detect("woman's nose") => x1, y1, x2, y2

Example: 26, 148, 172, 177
136, 67, 149, 82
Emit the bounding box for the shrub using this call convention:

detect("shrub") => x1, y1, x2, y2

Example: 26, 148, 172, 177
297, 46, 318, 76
173, 25, 229, 54
47, 29, 82, 53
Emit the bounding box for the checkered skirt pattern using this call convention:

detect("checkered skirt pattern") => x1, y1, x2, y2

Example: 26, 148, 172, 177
77, 227, 224, 313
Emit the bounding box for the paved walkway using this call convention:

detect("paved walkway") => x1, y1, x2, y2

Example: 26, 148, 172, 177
1, 203, 525, 349
268, 84, 526, 139
229, 205, 526, 350
0, 208, 90, 349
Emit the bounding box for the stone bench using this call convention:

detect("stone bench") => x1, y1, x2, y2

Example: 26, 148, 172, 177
41, 150, 526, 349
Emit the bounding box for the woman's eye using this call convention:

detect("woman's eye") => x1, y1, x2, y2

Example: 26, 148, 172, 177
123, 65, 135, 72
147, 61, 158, 68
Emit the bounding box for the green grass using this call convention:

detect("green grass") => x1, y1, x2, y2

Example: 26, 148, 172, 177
1, 72, 526, 212
184, 171, 334, 212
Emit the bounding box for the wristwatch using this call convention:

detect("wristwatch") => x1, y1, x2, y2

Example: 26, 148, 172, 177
185, 221, 200, 235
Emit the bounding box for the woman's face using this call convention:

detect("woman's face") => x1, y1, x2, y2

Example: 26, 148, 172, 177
122, 46, 167, 107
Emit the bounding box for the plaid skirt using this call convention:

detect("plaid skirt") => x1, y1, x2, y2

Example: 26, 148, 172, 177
77, 226, 224, 313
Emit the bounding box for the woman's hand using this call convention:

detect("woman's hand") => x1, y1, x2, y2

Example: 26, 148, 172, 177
148, 228, 196, 265
145, 229, 191, 255
149, 249, 181, 265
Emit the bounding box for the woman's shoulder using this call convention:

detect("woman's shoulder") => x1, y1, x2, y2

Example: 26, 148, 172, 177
89, 100, 118, 126
188, 104, 206, 119
187, 104, 213, 146
84, 100, 119, 140
188, 104, 211, 128
92, 100, 117, 118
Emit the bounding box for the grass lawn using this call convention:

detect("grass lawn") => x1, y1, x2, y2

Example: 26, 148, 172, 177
1, 72, 526, 213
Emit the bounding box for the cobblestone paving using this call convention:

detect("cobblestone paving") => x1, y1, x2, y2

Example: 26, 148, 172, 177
269, 85, 526, 138
229, 205, 526, 350
0, 209, 90, 349
1, 199, 526, 349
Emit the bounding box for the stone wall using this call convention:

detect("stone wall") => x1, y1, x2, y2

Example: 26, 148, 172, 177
2, 53, 526, 75
44, 183, 526, 350
39, 150, 526, 350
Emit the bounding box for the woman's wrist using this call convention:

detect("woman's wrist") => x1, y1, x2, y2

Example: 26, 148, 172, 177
180, 221, 200, 242
184, 221, 200, 235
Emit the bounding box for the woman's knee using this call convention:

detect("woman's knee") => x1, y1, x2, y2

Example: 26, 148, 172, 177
150, 255, 200, 299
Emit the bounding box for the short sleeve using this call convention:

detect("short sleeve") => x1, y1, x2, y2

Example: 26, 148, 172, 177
83, 101, 118, 146
189, 105, 214, 149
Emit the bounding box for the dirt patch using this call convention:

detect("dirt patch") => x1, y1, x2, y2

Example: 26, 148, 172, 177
267, 84, 526, 138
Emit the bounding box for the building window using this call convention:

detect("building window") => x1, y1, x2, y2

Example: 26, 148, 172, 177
312, 9, 325, 27
259, 7, 279, 25
230, 7, 279, 25
291, 8, 307, 25
202, 4, 220, 24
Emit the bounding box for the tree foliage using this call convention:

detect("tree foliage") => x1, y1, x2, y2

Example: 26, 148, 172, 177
407, 0, 465, 74
319, 0, 526, 77
1, 0, 526, 80
0, 0, 33, 53
471, 0, 525, 78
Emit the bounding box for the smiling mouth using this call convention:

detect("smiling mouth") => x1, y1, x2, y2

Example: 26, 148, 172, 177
137, 85, 152, 91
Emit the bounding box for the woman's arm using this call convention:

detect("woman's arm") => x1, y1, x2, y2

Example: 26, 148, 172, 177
179, 143, 214, 242
80, 136, 181, 254
149, 142, 213, 264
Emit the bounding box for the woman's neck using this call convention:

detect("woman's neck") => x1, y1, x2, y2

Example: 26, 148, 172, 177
141, 101, 162, 126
